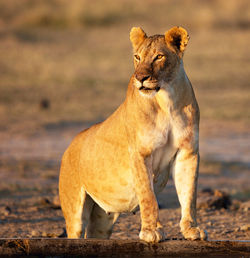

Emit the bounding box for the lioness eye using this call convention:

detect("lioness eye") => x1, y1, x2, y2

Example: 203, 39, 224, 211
134, 54, 140, 61
156, 54, 163, 60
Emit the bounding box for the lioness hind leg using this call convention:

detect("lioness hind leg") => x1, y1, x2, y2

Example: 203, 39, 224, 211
59, 186, 83, 238
60, 179, 94, 238
61, 188, 94, 238
86, 203, 119, 239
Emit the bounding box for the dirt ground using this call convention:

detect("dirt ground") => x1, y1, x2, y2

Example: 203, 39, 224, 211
0, 123, 249, 241
0, 0, 249, 242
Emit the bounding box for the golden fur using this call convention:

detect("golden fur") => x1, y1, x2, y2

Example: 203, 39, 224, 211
59, 26, 207, 242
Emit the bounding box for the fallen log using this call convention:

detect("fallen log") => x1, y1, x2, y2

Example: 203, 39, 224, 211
0, 238, 249, 257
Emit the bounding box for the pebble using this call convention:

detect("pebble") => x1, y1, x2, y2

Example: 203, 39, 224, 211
207, 221, 213, 226
240, 201, 250, 212
234, 227, 240, 232
42, 228, 66, 238
42, 231, 48, 237
240, 225, 250, 231
40, 197, 60, 209
53, 195, 60, 207
0, 206, 11, 216
168, 221, 173, 226
28, 206, 39, 212
197, 188, 231, 210
31, 230, 41, 237
230, 200, 241, 211
223, 230, 234, 234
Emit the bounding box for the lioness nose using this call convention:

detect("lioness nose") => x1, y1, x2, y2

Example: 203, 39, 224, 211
135, 74, 150, 83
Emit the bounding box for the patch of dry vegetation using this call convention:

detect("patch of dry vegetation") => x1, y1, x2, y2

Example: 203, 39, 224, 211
0, 0, 249, 134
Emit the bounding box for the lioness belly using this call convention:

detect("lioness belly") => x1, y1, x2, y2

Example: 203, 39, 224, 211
78, 142, 137, 213
82, 167, 138, 213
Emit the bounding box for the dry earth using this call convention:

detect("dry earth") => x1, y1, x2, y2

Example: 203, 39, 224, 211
0, 123, 249, 241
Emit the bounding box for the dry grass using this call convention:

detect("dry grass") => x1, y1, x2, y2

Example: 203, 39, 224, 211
0, 0, 249, 134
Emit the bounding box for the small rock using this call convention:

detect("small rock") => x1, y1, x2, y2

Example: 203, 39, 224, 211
234, 227, 240, 232
223, 230, 234, 234
4, 206, 11, 216
197, 188, 231, 210
52, 195, 60, 207
240, 225, 250, 231
31, 230, 41, 237
168, 221, 173, 226
28, 206, 39, 212
240, 201, 250, 212
0, 206, 11, 216
40, 198, 51, 206
42, 228, 66, 238
57, 228, 67, 238
42, 231, 48, 237
40, 197, 60, 209
230, 199, 242, 211
40, 98, 50, 110
207, 221, 213, 226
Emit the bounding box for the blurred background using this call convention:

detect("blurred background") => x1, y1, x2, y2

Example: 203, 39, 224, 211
0, 0, 249, 239
0, 0, 249, 132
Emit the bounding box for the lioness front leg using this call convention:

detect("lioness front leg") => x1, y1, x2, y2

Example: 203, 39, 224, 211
173, 149, 207, 240
131, 154, 165, 243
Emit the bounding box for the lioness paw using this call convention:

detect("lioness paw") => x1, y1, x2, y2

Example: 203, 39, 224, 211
139, 227, 165, 243
181, 226, 207, 240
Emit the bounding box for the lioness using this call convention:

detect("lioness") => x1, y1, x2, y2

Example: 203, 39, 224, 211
59, 26, 207, 243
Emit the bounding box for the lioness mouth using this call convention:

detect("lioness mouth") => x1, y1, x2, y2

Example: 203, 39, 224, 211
139, 86, 161, 92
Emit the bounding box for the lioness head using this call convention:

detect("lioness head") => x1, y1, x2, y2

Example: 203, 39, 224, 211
130, 26, 189, 96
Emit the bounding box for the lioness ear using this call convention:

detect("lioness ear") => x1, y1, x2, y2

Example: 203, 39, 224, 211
165, 26, 189, 58
130, 27, 147, 49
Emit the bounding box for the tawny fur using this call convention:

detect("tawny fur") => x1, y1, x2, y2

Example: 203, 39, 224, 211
59, 26, 207, 243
